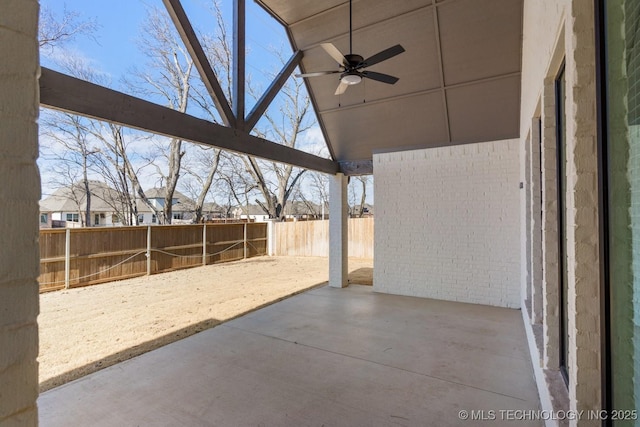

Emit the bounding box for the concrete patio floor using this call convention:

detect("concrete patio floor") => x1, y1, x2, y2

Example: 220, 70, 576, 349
39, 285, 541, 426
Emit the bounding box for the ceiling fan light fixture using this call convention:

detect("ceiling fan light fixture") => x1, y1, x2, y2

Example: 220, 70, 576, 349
341, 73, 362, 85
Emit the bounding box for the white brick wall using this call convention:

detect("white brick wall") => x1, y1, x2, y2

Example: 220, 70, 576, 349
519, 1, 603, 422
373, 139, 521, 308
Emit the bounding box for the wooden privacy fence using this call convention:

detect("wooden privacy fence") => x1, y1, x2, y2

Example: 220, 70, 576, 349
39, 223, 267, 292
273, 218, 373, 258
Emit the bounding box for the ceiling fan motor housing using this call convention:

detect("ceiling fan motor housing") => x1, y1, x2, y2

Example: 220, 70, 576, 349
344, 54, 364, 68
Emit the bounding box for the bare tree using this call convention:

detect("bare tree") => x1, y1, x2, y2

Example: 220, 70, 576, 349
244, 72, 315, 220
40, 111, 98, 226
308, 171, 330, 219
348, 175, 371, 217
181, 148, 223, 223
89, 123, 159, 225
38, 4, 97, 49
219, 154, 259, 216
288, 182, 320, 219
126, 7, 195, 224
178, 2, 234, 223
38, 3, 100, 227
39, 56, 105, 227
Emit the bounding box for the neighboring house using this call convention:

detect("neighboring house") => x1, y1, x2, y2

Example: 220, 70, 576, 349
200, 202, 226, 221
138, 188, 227, 224
41, 184, 231, 227
39, 181, 129, 228
354, 203, 374, 218
232, 204, 270, 222
283, 201, 322, 220
137, 188, 195, 224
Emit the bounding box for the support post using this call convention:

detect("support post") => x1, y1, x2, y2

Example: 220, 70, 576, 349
202, 223, 207, 266
0, 2, 40, 422
266, 219, 276, 256
147, 226, 152, 275
65, 228, 71, 289
243, 222, 248, 259
329, 173, 349, 288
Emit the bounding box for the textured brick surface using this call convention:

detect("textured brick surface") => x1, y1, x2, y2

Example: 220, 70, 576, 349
529, 118, 544, 325
541, 77, 560, 371
520, 1, 603, 424
565, 0, 601, 418
0, 0, 40, 424
329, 174, 348, 288
373, 140, 521, 308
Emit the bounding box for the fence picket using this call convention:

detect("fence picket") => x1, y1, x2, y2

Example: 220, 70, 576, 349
273, 218, 373, 258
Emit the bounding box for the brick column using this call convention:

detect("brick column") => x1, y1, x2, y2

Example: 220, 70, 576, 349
541, 77, 560, 370
329, 173, 348, 288
0, 0, 41, 425
530, 117, 544, 325
521, 131, 531, 310
565, 0, 601, 420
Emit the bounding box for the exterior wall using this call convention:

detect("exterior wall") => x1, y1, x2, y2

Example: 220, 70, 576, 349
0, 0, 40, 425
373, 139, 521, 308
138, 212, 158, 225
520, 0, 602, 424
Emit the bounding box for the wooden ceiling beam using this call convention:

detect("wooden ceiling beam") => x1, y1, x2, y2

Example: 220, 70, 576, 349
162, 0, 236, 128
39, 67, 339, 175
245, 50, 303, 132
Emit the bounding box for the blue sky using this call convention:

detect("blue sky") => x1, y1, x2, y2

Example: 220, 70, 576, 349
40, 1, 292, 102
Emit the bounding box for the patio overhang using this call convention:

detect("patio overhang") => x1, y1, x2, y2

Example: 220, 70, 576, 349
256, 0, 524, 173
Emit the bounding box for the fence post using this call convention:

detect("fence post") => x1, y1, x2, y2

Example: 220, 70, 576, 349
243, 222, 247, 259
266, 219, 276, 256
202, 223, 207, 266
64, 228, 70, 289
146, 226, 152, 275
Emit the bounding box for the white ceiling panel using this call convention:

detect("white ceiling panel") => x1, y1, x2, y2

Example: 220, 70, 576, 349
256, 0, 523, 166
321, 91, 448, 160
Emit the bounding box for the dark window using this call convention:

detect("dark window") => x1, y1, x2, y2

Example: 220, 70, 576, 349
556, 63, 569, 386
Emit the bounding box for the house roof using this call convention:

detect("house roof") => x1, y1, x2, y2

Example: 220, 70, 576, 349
135, 187, 199, 213
234, 204, 269, 216
40, 182, 207, 215
144, 187, 187, 200
40, 181, 125, 213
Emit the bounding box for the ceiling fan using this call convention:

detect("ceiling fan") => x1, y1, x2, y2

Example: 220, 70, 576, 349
295, 0, 405, 95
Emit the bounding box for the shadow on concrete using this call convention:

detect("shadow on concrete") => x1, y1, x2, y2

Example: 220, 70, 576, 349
40, 265, 374, 393
348, 267, 373, 285
39, 279, 333, 393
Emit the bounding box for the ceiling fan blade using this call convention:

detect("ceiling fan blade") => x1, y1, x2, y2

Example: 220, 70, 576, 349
334, 81, 349, 95
362, 71, 399, 84
321, 43, 348, 66
357, 44, 405, 69
295, 71, 341, 78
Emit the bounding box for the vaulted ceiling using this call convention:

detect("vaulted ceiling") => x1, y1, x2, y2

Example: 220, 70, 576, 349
257, 0, 523, 169
40, 0, 523, 176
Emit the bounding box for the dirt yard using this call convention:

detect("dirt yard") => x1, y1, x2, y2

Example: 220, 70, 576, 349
38, 256, 373, 392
